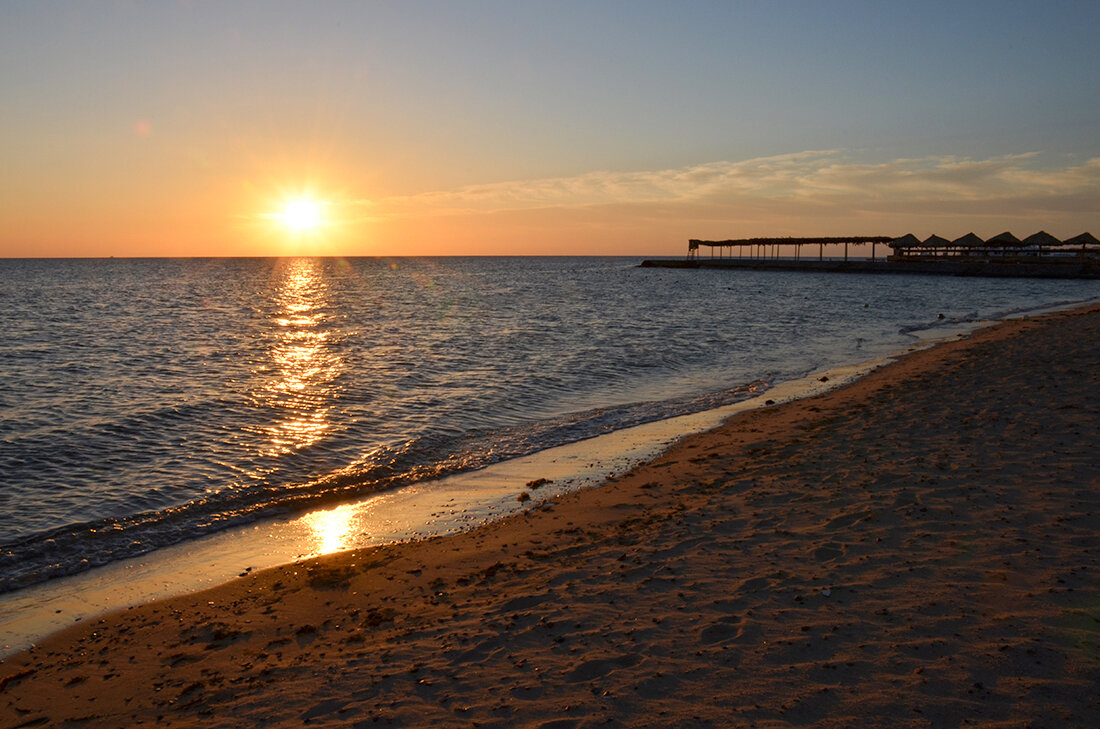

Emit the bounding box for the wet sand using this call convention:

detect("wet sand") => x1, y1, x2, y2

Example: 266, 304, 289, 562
2, 304, 1098, 728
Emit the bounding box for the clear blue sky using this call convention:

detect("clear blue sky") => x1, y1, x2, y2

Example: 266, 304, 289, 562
2, 1, 1098, 255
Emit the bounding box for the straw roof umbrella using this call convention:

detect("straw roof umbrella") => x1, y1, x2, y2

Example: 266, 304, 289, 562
1022, 231, 1061, 248
1063, 232, 1099, 248
985, 231, 1021, 247
952, 232, 985, 247
921, 234, 951, 248
889, 233, 920, 250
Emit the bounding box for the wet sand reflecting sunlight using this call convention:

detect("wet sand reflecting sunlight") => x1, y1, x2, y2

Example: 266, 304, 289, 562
303, 503, 360, 555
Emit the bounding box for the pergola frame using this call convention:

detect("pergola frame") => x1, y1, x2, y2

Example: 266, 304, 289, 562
687, 237, 894, 262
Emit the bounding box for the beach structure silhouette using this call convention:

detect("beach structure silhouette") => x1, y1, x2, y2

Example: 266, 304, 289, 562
653, 232, 1100, 278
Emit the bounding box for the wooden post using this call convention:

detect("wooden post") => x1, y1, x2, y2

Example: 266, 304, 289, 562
844, 241, 849, 261
819, 243, 823, 261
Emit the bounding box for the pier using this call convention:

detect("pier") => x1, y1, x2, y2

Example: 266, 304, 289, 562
686, 236, 894, 262
641, 233, 1100, 279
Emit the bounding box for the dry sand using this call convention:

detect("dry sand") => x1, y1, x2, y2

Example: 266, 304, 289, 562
2, 305, 1098, 729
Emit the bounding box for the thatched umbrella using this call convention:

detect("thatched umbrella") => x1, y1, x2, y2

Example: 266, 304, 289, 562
985, 231, 1021, 247
920, 234, 951, 248
889, 233, 920, 250
1063, 232, 1099, 248
1022, 231, 1061, 249
952, 232, 985, 247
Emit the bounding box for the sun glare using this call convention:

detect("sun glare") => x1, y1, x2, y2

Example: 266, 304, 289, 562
274, 197, 326, 233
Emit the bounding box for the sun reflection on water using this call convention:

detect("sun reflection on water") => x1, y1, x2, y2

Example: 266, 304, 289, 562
257, 259, 343, 456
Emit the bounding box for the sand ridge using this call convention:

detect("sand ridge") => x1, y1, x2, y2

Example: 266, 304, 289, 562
1, 305, 1098, 728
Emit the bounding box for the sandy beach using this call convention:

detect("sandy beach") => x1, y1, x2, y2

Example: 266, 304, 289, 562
2, 304, 1098, 728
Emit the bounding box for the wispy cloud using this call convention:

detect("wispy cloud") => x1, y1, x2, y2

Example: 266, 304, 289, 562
366, 151, 1100, 223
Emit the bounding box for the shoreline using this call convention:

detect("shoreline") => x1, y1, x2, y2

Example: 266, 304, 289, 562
2, 261, 1093, 639
3, 303, 1099, 727
8, 291, 1056, 658
0, 340, 906, 658
5, 295, 1084, 658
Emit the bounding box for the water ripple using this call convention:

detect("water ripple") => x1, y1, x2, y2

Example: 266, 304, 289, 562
0, 257, 1096, 592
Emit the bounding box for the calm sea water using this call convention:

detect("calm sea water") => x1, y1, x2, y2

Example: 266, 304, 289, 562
0, 257, 1095, 593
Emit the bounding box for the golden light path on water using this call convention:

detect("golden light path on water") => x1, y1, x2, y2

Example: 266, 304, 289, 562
243, 258, 359, 555
263, 258, 341, 456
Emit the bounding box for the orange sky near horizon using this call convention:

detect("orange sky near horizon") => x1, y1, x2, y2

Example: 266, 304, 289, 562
2, 3, 1097, 258
3, 146, 1099, 259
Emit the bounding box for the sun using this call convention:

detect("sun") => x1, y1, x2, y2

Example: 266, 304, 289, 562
274, 197, 326, 233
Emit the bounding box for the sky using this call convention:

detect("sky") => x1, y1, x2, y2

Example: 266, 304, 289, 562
1, 0, 1098, 257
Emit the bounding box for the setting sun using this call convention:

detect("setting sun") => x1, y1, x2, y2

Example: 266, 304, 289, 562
274, 198, 326, 233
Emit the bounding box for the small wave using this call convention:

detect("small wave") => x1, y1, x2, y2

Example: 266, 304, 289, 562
897, 295, 1100, 337
4, 257, 1094, 597
986, 296, 1100, 320
0, 377, 766, 594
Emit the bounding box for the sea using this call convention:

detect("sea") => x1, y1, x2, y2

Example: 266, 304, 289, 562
1, 256, 1096, 596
